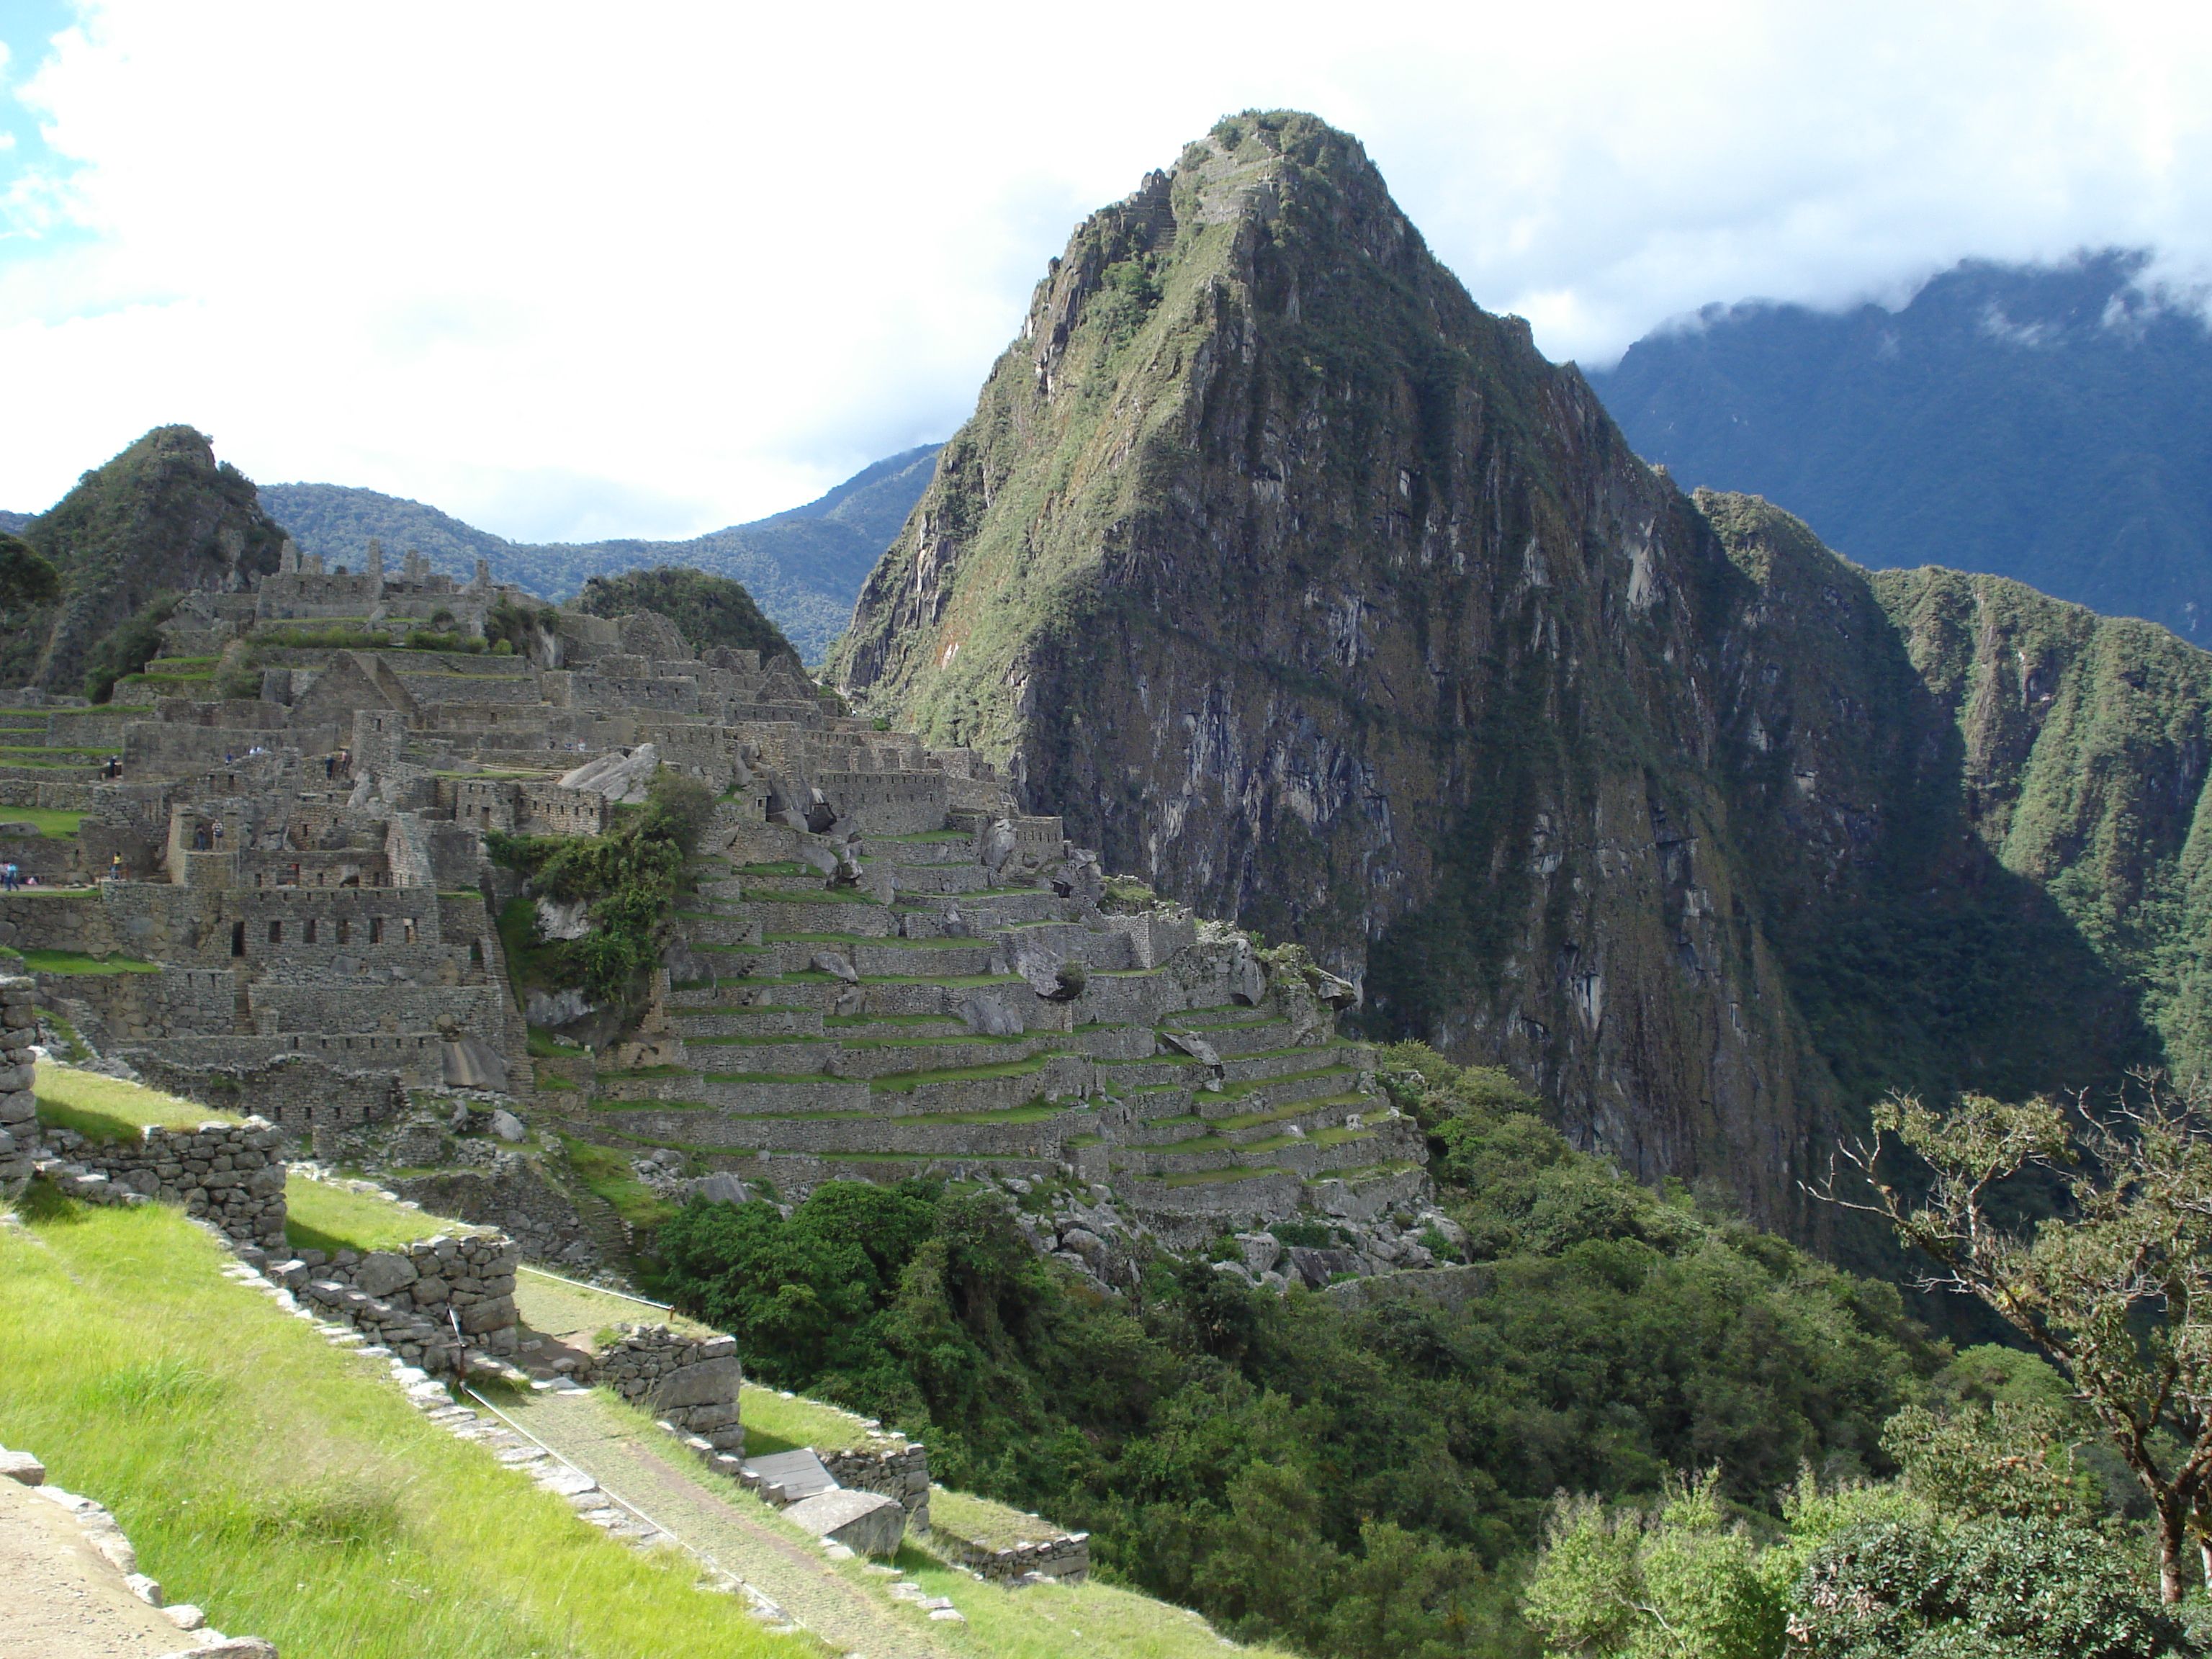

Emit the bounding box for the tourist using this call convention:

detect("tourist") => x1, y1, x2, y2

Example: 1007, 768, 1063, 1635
109, 853, 123, 881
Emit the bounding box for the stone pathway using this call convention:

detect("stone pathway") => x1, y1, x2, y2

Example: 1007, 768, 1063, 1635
499, 1386, 961, 1659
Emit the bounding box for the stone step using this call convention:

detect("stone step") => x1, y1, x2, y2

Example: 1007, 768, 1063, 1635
675, 1032, 1065, 1080
880, 862, 997, 895
1206, 1064, 1363, 1115
721, 899, 899, 938
593, 1103, 1100, 1159
1166, 1017, 1303, 1056
868, 832, 981, 865
1210, 1094, 1370, 1145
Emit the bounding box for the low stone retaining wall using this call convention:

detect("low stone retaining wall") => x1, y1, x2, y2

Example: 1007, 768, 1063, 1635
66, 1120, 289, 1252
823, 1442, 932, 1529
593, 1324, 745, 1455
927, 1519, 1091, 1586
271, 1231, 521, 1374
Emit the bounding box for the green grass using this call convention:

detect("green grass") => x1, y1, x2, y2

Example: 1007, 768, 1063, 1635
0, 806, 85, 836
34, 1062, 238, 1141
284, 1175, 462, 1256
558, 1133, 678, 1228
16, 947, 158, 974
0, 1200, 788, 1659
737, 1381, 883, 1456
927, 1485, 1068, 1550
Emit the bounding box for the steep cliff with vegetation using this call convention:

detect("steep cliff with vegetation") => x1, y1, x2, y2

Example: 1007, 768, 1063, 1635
833, 111, 2212, 1233
11, 425, 287, 694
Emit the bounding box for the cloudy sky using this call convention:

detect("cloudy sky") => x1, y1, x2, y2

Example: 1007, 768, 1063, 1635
2, 1, 2208, 541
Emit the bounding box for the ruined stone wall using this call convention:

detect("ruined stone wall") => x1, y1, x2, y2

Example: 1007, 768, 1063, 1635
822, 1443, 931, 1527
275, 1228, 521, 1373
592, 1325, 744, 1452
382, 1151, 599, 1268
0, 976, 42, 1187
64, 1120, 289, 1251
125, 1051, 405, 1144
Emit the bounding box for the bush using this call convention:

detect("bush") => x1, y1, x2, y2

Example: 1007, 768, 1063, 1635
487, 769, 713, 1007
82, 592, 181, 703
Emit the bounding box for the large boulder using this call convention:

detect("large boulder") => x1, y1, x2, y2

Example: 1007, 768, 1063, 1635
442, 1037, 511, 1091
557, 742, 659, 804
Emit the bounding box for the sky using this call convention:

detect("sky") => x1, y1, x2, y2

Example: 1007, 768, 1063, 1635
2, 1, 2209, 543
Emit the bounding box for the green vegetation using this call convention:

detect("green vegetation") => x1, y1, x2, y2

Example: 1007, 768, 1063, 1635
82, 590, 181, 702
557, 1133, 680, 1231
574, 565, 799, 662
34, 1061, 237, 1141
738, 1381, 882, 1457
284, 1175, 460, 1256
489, 769, 714, 1008
15, 947, 158, 974
0, 805, 85, 835
656, 1046, 1941, 1658
0, 530, 60, 610
0, 1198, 786, 1658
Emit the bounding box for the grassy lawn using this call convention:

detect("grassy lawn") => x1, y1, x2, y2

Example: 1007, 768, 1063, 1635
0, 806, 86, 836
34, 1061, 238, 1142
0, 1197, 794, 1659
16, 947, 159, 974
737, 1382, 885, 1457
284, 1174, 464, 1256
512, 1265, 715, 1349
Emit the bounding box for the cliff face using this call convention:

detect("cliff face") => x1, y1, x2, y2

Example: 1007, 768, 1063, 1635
833, 112, 2212, 1230
834, 113, 1841, 1225
14, 426, 287, 693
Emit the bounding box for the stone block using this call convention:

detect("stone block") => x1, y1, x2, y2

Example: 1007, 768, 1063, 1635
783, 1487, 905, 1557
351, 1251, 419, 1299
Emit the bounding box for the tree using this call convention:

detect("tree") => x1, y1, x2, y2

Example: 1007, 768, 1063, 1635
1820, 1086, 2212, 1602
0, 533, 60, 611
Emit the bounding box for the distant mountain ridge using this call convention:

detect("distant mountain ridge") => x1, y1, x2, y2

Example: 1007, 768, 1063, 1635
259, 444, 940, 662
1587, 251, 2212, 637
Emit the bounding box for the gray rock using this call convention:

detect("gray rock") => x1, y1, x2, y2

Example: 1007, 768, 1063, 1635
652, 1354, 742, 1410
691, 1172, 752, 1205
809, 950, 859, 984
534, 896, 591, 940
784, 1487, 906, 1557
1159, 1028, 1221, 1066
557, 742, 660, 804
444, 1037, 511, 1091
352, 1251, 419, 1298
489, 1109, 528, 1143
1058, 1226, 1108, 1273
1234, 1231, 1282, 1276
958, 990, 1024, 1037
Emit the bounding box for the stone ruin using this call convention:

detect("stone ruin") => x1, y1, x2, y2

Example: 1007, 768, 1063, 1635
0, 552, 1443, 1269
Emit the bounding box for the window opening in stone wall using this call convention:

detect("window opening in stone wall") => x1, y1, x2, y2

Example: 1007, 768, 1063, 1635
304, 919, 317, 944
403, 918, 417, 944
469, 940, 484, 965
369, 917, 383, 944
231, 921, 245, 957
337, 918, 350, 945
268, 920, 282, 944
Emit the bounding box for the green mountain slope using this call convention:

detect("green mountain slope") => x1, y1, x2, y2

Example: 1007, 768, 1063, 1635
832, 112, 2212, 1233
1588, 252, 2212, 639
9, 425, 287, 693
260, 444, 940, 661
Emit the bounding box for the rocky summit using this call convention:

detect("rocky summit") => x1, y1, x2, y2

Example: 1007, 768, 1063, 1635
834, 110, 2212, 1233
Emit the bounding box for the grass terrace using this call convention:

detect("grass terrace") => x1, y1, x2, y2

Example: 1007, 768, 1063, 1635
34, 1061, 240, 1141
284, 1174, 462, 1256
0, 1199, 789, 1659
13, 948, 158, 975
0, 806, 86, 836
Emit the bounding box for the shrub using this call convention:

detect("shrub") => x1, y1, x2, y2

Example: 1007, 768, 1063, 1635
82, 592, 181, 703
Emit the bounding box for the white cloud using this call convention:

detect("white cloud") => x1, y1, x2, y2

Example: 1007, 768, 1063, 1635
1, 0, 2208, 538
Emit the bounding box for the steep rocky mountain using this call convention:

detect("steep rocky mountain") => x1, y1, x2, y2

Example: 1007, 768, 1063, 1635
8, 425, 287, 693
833, 112, 2212, 1233
261, 443, 940, 661
1588, 252, 2212, 639
0, 511, 32, 535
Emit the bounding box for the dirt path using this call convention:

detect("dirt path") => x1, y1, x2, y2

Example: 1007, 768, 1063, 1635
0, 1476, 204, 1658
500, 1386, 959, 1659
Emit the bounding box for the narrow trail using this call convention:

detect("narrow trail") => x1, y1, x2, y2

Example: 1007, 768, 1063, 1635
500, 1386, 959, 1659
